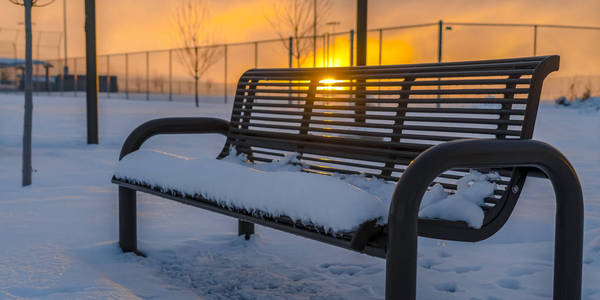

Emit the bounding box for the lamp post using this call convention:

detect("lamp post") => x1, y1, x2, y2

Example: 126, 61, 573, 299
356, 0, 367, 67
84, 0, 98, 144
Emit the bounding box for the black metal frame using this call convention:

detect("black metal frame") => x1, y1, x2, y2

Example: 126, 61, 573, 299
113, 56, 583, 300
386, 139, 582, 300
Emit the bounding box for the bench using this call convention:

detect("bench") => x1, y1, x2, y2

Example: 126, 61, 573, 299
112, 55, 583, 300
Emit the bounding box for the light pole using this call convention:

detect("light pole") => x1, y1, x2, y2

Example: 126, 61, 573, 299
85, 0, 98, 144
356, 0, 367, 67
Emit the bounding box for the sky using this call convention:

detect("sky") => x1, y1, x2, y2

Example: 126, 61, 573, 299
0, 0, 597, 55
0, 0, 598, 79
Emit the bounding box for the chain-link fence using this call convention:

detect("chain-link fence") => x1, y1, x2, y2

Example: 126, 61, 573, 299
5, 20, 600, 102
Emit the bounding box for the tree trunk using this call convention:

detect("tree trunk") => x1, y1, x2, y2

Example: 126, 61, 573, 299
22, 0, 33, 186
194, 76, 199, 107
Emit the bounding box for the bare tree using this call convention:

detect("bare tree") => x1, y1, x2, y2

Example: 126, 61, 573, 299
173, 0, 221, 107
8, 0, 56, 186
266, 0, 331, 68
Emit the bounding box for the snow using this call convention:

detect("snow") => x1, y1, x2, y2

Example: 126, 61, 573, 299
115, 149, 386, 233
555, 96, 600, 111
0, 93, 599, 299
419, 171, 500, 229
115, 148, 497, 230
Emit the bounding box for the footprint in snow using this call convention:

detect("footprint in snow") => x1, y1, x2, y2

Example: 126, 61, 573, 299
434, 282, 459, 293
418, 258, 442, 269
506, 265, 539, 277
497, 278, 524, 290
319, 263, 379, 276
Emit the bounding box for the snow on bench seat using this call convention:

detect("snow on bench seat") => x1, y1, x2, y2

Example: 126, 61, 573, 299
114, 149, 387, 233
114, 150, 499, 232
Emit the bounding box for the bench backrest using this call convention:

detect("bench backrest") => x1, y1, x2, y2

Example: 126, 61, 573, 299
224, 56, 559, 235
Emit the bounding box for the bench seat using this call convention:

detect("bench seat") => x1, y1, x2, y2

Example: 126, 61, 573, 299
114, 149, 386, 233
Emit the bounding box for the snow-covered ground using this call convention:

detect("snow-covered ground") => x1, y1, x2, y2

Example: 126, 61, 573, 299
0, 94, 598, 299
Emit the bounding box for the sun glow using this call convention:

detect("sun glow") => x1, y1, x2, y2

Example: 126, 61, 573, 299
317, 78, 346, 91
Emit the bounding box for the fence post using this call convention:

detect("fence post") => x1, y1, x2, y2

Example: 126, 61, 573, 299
533, 24, 538, 56
438, 20, 443, 63
125, 53, 129, 99
146, 51, 149, 101
74, 58, 78, 97
107, 55, 110, 98
322, 34, 326, 67
378, 28, 383, 65
437, 20, 443, 107
169, 49, 172, 101
326, 33, 330, 67
349, 29, 354, 66
45, 65, 50, 95
254, 41, 258, 68
313, 0, 317, 67
288, 36, 294, 68
224, 44, 228, 104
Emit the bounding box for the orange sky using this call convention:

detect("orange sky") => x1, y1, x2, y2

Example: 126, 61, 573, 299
0, 0, 597, 55
0, 0, 598, 82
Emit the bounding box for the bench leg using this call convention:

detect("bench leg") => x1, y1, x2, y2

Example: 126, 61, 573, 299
238, 220, 254, 240
119, 186, 138, 253
551, 171, 583, 300
386, 217, 417, 300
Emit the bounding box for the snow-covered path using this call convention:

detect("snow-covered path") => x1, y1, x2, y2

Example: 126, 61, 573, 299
0, 94, 598, 299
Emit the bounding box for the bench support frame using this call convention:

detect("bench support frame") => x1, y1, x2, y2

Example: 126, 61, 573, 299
386, 139, 583, 300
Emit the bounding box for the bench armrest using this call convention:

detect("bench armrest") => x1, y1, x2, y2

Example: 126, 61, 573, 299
386, 138, 583, 299
118, 117, 229, 160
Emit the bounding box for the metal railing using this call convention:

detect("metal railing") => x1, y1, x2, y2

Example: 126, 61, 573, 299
8, 20, 600, 102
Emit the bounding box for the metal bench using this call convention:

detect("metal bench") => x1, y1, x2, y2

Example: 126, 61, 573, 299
112, 55, 583, 300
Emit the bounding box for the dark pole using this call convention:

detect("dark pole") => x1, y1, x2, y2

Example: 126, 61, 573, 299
168, 49, 172, 101
349, 29, 354, 66
45, 65, 49, 94
84, 0, 98, 144
145, 51, 149, 101
224, 44, 228, 104
254, 41, 258, 68
63, 0, 68, 75
125, 53, 128, 99
313, 0, 316, 67
437, 20, 443, 63
107, 55, 110, 98
288, 37, 293, 68
437, 20, 443, 107
356, 0, 367, 67
378, 28, 382, 65
533, 24, 538, 56
288, 37, 293, 102
22, 0, 33, 186
326, 32, 330, 67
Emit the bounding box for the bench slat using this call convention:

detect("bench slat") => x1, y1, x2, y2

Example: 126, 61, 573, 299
235, 95, 529, 105
243, 88, 531, 95
240, 78, 532, 88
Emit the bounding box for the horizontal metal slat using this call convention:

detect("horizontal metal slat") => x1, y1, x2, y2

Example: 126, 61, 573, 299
233, 106, 526, 116
236, 112, 523, 126
236, 94, 528, 105
230, 128, 423, 157
244, 61, 539, 75
245, 88, 530, 95
240, 69, 535, 81
231, 122, 434, 150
